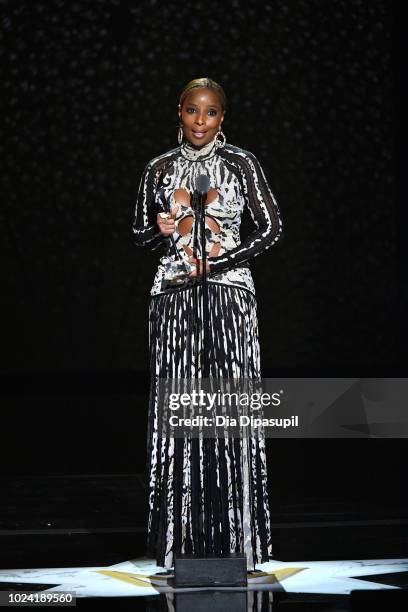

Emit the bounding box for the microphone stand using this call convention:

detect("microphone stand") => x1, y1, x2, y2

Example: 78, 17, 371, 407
191, 186, 210, 378
191, 190, 201, 382
192, 183, 213, 555
199, 191, 209, 380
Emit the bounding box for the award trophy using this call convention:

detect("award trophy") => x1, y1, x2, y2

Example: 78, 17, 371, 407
156, 193, 196, 289
156, 177, 210, 290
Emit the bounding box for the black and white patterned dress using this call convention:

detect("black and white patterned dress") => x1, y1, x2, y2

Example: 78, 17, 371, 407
132, 134, 283, 570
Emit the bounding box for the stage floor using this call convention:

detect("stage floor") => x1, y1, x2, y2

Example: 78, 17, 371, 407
0, 556, 407, 610
0, 474, 407, 609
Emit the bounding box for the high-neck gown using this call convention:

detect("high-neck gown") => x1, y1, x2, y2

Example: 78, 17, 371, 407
132, 134, 283, 569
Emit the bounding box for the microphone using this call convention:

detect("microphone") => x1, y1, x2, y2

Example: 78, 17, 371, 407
192, 174, 210, 275
196, 174, 210, 196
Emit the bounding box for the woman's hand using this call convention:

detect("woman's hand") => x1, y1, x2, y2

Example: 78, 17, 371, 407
187, 256, 211, 277
156, 204, 179, 236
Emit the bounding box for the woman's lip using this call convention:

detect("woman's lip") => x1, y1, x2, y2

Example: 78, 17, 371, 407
192, 131, 206, 138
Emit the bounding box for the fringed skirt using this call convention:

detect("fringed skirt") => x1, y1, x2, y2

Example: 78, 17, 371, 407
146, 282, 273, 569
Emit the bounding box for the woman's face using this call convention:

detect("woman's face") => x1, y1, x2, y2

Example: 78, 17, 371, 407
179, 87, 224, 147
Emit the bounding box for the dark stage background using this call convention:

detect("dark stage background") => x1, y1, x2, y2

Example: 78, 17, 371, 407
0, 0, 405, 519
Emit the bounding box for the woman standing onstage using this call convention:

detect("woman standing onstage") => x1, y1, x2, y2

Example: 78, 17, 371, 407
132, 78, 283, 571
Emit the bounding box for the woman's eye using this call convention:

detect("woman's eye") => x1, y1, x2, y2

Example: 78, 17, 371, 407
185, 107, 217, 116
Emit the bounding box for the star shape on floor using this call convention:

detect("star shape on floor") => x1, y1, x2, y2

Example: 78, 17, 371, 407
0, 557, 406, 597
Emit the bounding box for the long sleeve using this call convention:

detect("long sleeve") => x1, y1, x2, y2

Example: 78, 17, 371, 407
208, 151, 283, 274
132, 159, 167, 251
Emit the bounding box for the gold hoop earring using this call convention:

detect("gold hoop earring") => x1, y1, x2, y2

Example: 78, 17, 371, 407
178, 123, 184, 145
215, 128, 226, 148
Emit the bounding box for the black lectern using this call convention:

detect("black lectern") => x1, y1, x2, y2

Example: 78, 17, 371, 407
174, 553, 247, 588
